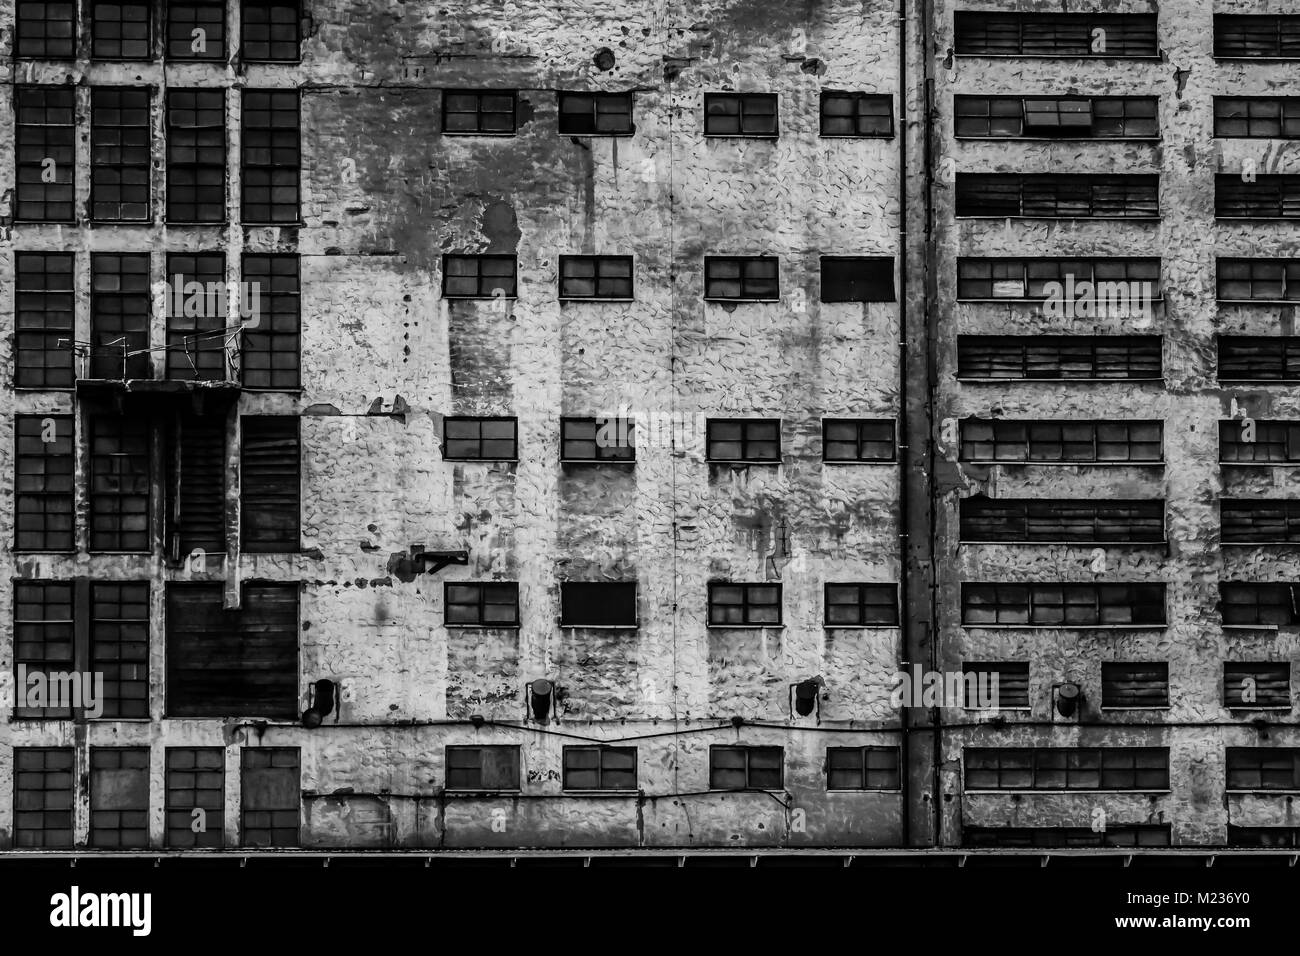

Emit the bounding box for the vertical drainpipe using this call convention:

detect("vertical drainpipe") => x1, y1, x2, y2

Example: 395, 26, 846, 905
896, 0, 911, 848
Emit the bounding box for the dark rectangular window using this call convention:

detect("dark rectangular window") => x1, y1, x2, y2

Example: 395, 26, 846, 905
91, 88, 151, 222
91, 0, 151, 59
1216, 174, 1300, 219
167, 582, 298, 718
167, 89, 225, 223
1224, 663, 1291, 708
955, 174, 1159, 219
706, 418, 780, 462
241, 253, 300, 390
959, 419, 1162, 464
166, 252, 227, 381
557, 92, 634, 135
15, 252, 75, 389
961, 583, 1167, 627
446, 746, 521, 791
15, 86, 76, 222
168, 0, 225, 59
1215, 15, 1300, 58
954, 95, 1158, 139
241, 747, 299, 846
559, 582, 637, 627
1217, 259, 1300, 301
92, 582, 150, 718
558, 256, 633, 299
14, 581, 75, 719
1228, 827, 1300, 847
171, 414, 227, 555
16, 2, 77, 57
959, 497, 1165, 543
708, 583, 781, 626
1226, 748, 1300, 791
442, 255, 517, 299
819, 257, 895, 302
963, 662, 1030, 708
442, 90, 516, 135
957, 257, 1160, 300
91, 252, 152, 379
241, 416, 300, 553
819, 92, 892, 137
710, 746, 783, 790
1101, 662, 1169, 708
704, 92, 778, 137
89, 415, 151, 552
242, 89, 300, 224
442, 416, 517, 460
822, 419, 894, 462
241, 0, 300, 62
964, 747, 1169, 791
965, 826, 1171, 848
1219, 583, 1300, 626
1215, 97, 1300, 138
953, 12, 1158, 57
957, 335, 1162, 381
14, 748, 74, 848
1221, 499, 1300, 544
166, 747, 224, 847
15, 415, 75, 551
824, 583, 898, 626
826, 747, 900, 790
444, 582, 519, 627
562, 746, 637, 791
90, 747, 149, 848
704, 256, 779, 300
561, 417, 634, 462
1219, 336, 1300, 382
1221, 420, 1300, 463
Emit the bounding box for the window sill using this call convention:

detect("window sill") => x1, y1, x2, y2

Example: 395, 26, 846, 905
560, 789, 640, 796
559, 624, 639, 630
444, 789, 523, 795
956, 377, 1165, 384
1221, 624, 1284, 631
443, 457, 519, 463
560, 459, 636, 465
826, 787, 903, 793
558, 297, 636, 303
1220, 542, 1300, 547
963, 706, 1031, 712
965, 788, 1173, 795
1216, 216, 1300, 222
960, 460, 1166, 467
957, 298, 1166, 305
707, 459, 782, 466
164, 220, 228, 227
243, 221, 307, 229
820, 133, 895, 140
1220, 461, 1300, 467
441, 131, 519, 138
952, 54, 1164, 62
956, 215, 1161, 222
1225, 789, 1300, 795
954, 136, 1161, 143
558, 131, 636, 138
824, 623, 901, 629
445, 624, 521, 630
704, 298, 782, 304
1099, 706, 1171, 712
1218, 299, 1300, 305
1226, 705, 1293, 711
707, 624, 785, 630
703, 134, 780, 140
960, 539, 1168, 546
822, 458, 897, 465
963, 624, 1167, 630
442, 295, 519, 301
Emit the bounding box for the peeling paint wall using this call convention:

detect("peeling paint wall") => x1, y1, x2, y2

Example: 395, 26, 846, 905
932, 0, 1300, 846
0, 0, 907, 850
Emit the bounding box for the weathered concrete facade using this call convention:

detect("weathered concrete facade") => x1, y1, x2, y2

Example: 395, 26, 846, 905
2, 0, 1298, 853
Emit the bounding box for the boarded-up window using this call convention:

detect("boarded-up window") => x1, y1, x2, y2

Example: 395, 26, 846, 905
89, 414, 152, 552
1222, 499, 1300, 543
1221, 420, 1300, 461
957, 335, 1163, 381
959, 497, 1165, 543
167, 747, 224, 847
820, 257, 895, 302
171, 414, 227, 556
241, 747, 299, 846
953, 12, 1158, 56
1219, 583, 1300, 626
446, 746, 521, 790
1216, 174, 1300, 219
559, 582, 637, 626
166, 582, 298, 718
962, 583, 1166, 627
90, 747, 149, 848
1219, 336, 1300, 381
963, 662, 1029, 708
965, 826, 1170, 847
15, 415, 75, 551
959, 419, 1163, 463
1101, 662, 1169, 708
1224, 663, 1291, 708
241, 416, 299, 552
14, 748, 74, 848
1215, 15, 1300, 58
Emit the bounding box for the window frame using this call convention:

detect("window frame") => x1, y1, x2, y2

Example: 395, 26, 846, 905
441, 416, 519, 461
240, 0, 302, 63
958, 497, 1167, 544
556, 91, 635, 136
956, 334, 1164, 382
15, 1, 78, 59
167, 0, 226, 60
958, 418, 1164, 465
819, 256, 896, 303
1224, 662, 1292, 710
445, 745, 523, 792
956, 257, 1162, 302
166, 88, 227, 225
961, 582, 1168, 629
1214, 14, 1300, 60
708, 582, 783, 628
954, 95, 1159, 141
557, 255, 634, 300
558, 581, 638, 628
14, 251, 76, 390
823, 583, 899, 627
955, 173, 1160, 220
560, 416, 635, 463
822, 418, 896, 463
1218, 336, 1300, 383
961, 661, 1031, 710
703, 92, 779, 138
818, 91, 893, 138
703, 255, 780, 302
561, 745, 638, 792
441, 89, 518, 136
709, 745, 784, 791
241, 88, 301, 225
1215, 174, 1300, 220
441, 254, 519, 300
952, 12, 1160, 58
443, 581, 521, 628
1100, 661, 1170, 710
963, 747, 1171, 792
1225, 747, 1300, 792
705, 418, 781, 463
825, 746, 901, 791
89, 0, 153, 60
14, 85, 77, 224
14, 414, 76, 552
